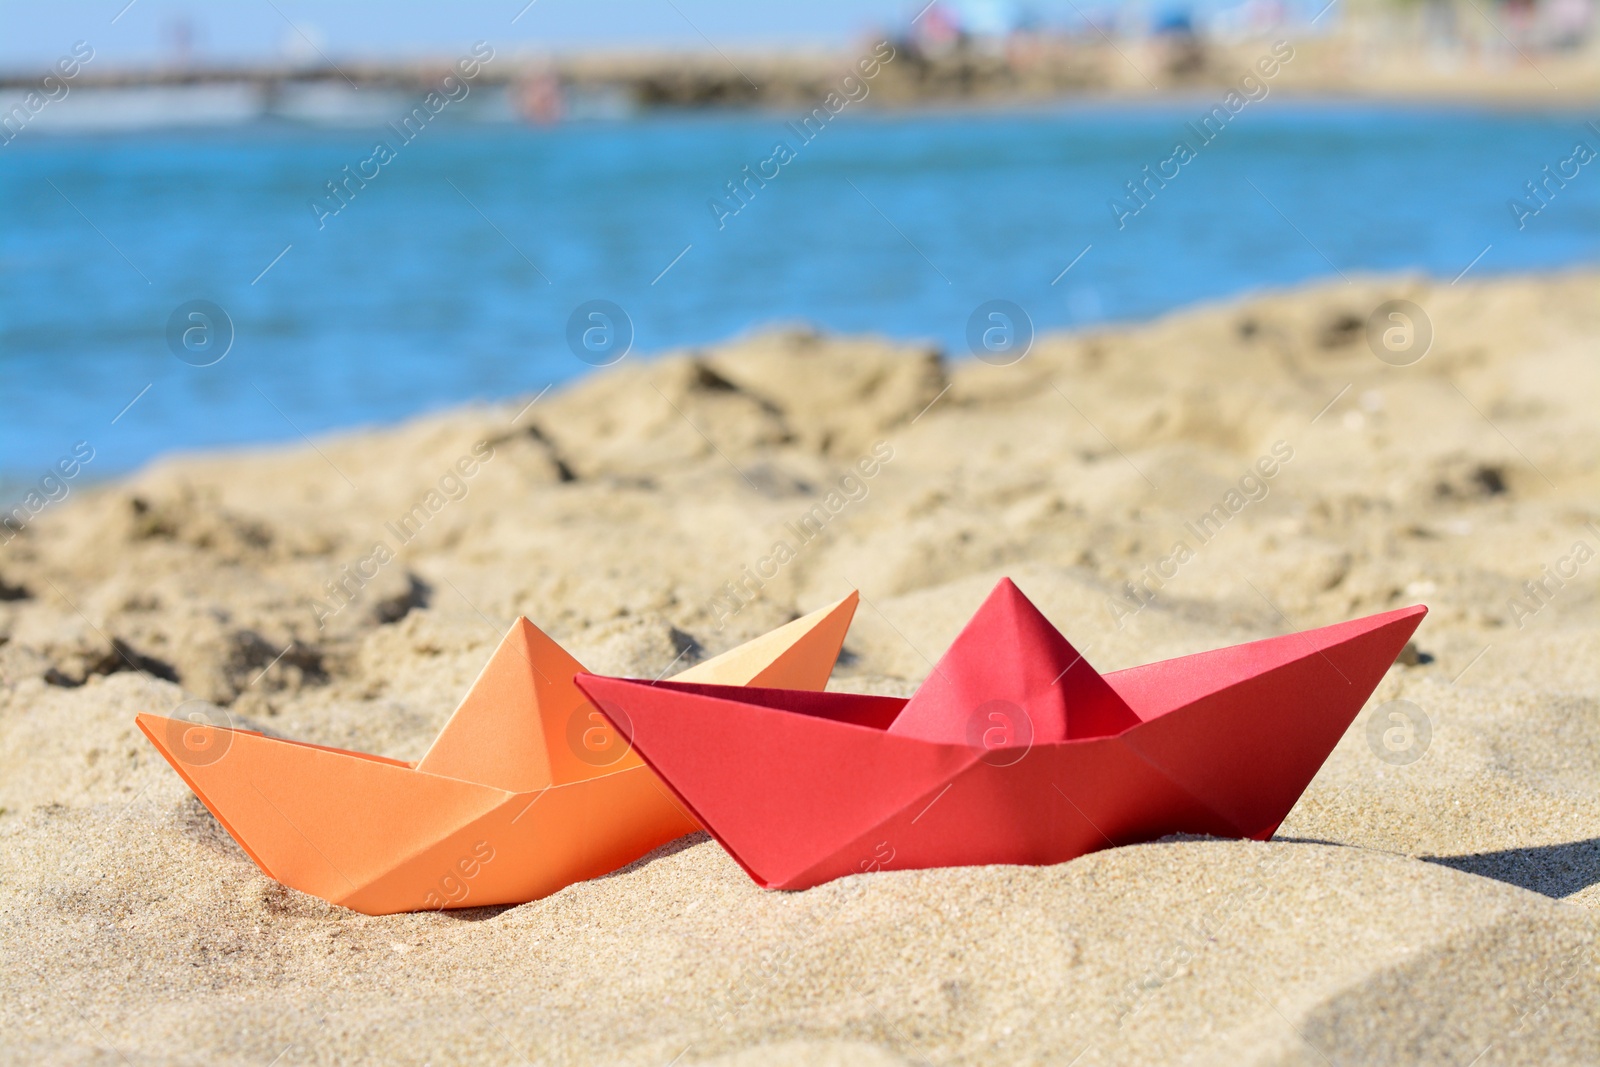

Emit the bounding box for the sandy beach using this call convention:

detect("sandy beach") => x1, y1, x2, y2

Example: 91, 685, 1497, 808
3, 270, 1599, 1064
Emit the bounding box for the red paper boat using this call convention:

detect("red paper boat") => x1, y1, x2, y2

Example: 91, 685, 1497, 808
575, 579, 1427, 890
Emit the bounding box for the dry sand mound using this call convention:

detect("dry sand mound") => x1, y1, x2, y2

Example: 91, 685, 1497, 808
2, 272, 1598, 1064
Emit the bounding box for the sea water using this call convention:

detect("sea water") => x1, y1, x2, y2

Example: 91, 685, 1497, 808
1, 101, 1596, 487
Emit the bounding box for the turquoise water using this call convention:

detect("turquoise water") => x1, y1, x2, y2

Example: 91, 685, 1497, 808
2, 102, 1597, 486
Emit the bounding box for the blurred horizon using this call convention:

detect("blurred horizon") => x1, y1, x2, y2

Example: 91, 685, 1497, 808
1, 1, 1324, 70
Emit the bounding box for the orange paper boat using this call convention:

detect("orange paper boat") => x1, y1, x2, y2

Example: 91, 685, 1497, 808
136, 593, 857, 914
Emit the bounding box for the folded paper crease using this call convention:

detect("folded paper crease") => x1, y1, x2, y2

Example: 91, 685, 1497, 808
576, 579, 1427, 890
137, 591, 859, 913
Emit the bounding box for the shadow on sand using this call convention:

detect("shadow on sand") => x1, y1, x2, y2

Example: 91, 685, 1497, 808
1271, 835, 1600, 900
1422, 837, 1600, 900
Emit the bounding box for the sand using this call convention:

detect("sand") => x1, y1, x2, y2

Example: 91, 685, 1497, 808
2, 270, 1598, 1064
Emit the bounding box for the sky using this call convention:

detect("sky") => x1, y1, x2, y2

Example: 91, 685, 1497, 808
0, 0, 941, 68
0, 0, 1251, 70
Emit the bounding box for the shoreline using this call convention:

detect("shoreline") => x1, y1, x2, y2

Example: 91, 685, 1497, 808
8, 263, 1599, 497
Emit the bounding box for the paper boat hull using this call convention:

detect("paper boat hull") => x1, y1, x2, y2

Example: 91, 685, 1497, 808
136, 716, 696, 914
578, 604, 1427, 890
